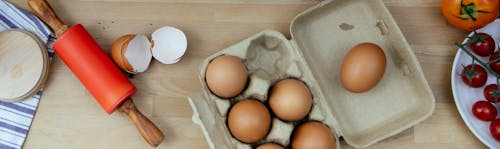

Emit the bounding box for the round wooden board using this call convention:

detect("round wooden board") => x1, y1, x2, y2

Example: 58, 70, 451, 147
0, 30, 49, 102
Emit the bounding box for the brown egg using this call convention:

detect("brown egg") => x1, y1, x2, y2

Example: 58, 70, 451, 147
340, 43, 386, 93
227, 99, 271, 143
256, 143, 284, 149
292, 121, 337, 149
269, 79, 312, 121
205, 55, 248, 98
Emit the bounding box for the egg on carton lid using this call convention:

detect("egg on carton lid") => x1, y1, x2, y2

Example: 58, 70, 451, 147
111, 26, 187, 74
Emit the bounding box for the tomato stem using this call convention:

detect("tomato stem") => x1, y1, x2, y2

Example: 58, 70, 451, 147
456, 42, 500, 79
495, 79, 500, 103
470, 31, 489, 44
494, 44, 500, 63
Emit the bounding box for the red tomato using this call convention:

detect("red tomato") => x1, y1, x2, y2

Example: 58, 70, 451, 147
472, 101, 497, 121
485, 84, 500, 103
461, 64, 488, 87
469, 33, 495, 57
441, 0, 499, 31
490, 51, 500, 75
491, 119, 500, 141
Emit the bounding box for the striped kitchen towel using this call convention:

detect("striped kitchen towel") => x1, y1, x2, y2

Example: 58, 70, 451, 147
0, 0, 54, 149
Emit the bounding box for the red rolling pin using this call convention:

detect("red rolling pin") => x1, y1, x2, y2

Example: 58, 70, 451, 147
28, 0, 164, 147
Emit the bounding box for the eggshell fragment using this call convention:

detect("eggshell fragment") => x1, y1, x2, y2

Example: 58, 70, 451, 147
111, 35, 134, 73
151, 26, 187, 64
125, 35, 152, 73
111, 26, 189, 74
110, 34, 152, 74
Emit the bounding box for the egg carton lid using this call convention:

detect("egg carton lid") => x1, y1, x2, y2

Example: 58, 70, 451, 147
288, 0, 434, 147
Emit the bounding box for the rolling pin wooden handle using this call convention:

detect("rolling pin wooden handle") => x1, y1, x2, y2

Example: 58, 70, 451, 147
28, 0, 68, 37
119, 99, 165, 147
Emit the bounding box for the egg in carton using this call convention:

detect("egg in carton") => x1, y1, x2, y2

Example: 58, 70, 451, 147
189, 0, 435, 148
190, 31, 340, 149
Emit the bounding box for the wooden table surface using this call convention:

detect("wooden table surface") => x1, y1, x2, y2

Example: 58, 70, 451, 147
7, 0, 483, 148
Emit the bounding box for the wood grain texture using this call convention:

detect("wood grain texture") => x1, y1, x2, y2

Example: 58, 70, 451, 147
28, 0, 68, 37
4, 0, 482, 148
0, 30, 48, 102
119, 99, 164, 147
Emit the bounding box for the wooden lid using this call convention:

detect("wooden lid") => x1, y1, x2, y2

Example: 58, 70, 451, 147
0, 30, 49, 102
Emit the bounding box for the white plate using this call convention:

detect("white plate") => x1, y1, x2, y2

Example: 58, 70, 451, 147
452, 19, 500, 148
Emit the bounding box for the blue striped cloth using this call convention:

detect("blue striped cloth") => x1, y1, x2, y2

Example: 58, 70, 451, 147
0, 0, 54, 149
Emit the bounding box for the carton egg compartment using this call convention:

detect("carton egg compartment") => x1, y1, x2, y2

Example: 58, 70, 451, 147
202, 32, 339, 148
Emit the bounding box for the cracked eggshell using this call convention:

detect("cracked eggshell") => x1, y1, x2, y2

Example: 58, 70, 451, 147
110, 34, 153, 74
151, 26, 187, 64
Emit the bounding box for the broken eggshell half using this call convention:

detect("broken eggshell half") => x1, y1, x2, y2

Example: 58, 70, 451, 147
110, 26, 188, 74
111, 34, 152, 74
151, 26, 188, 64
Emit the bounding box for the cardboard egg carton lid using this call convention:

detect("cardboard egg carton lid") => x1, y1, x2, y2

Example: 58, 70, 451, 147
189, 0, 435, 148
289, 0, 435, 147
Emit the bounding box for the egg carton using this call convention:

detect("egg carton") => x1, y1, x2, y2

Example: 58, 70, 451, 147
191, 31, 340, 148
188, 0, 435, 148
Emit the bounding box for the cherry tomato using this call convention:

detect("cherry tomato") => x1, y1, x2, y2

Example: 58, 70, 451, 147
490, 51, 500, 75
485, 84, 500, 103
468, 32, 495, 57
441, 0, 499, 31
472, 100, 497, 121
491, 119, 500, 141
461, 64, 488, 87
